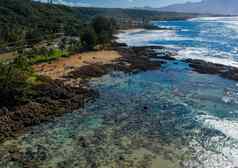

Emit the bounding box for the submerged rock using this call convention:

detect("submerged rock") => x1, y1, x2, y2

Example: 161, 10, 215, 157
0, 78, 97, 142
185, 59, 238, 81
185, 59, 227, 74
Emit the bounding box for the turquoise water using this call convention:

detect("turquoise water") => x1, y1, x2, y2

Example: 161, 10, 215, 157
2, 17, 238, 167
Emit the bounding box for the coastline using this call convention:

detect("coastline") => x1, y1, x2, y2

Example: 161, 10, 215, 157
0, 50, 124, 142
2, 28, 238, 142
0, 44, 167, 142
1, 41, 238, 167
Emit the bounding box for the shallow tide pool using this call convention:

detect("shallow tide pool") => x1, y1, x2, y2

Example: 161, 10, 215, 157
1, 60, 238, 167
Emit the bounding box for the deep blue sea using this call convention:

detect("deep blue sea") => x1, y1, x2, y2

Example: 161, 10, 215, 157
1, 17, 238, 168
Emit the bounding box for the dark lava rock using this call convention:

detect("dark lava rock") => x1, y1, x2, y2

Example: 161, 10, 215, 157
77, 136, 90, 148
10, 152, 22, 161
111, 42, 128, 48
0, 78, 96, 142
0, 107, 9, 116
185, 59, 238, 81
222, 67, 238, 81
116, 46, 170, 73
155, 53, 176, 61
67, 64, 108, 79
35, 145, 49, 161
143, 106, 148, 110
185, 59, 227, 74
23, 145, 49, 162
23, 149, 34, 161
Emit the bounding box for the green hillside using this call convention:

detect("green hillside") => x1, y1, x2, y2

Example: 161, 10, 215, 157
0, 0, 198, 49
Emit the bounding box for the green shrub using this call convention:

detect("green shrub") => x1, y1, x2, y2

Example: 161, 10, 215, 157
24, 48, 68, 64
0, 53, 33, 108
67, 39, 82, 53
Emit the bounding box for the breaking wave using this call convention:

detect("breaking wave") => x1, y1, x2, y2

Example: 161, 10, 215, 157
116, 17, 238, 68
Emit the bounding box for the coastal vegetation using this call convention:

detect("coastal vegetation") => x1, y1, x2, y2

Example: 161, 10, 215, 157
0, 0, 198, 51
0, 53, 34, 108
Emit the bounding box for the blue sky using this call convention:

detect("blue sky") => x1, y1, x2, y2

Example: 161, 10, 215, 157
48, 0, 202, 8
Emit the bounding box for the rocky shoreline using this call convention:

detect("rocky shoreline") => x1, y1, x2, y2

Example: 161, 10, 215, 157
0, 45, 168, 142
0, 79, 97, 142
1, 42, 238, 142
184, 59, 238, 81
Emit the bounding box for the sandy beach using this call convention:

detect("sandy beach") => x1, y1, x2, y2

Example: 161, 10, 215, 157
33, 50, 122, 80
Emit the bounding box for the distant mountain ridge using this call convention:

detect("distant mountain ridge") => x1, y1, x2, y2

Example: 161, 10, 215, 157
159, 0, 238, 15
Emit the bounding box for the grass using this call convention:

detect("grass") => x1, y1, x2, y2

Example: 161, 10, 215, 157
26, 72, 52, 85
0, 48, 71, 88
0, 49, 69, 64
30, 49, 69, 64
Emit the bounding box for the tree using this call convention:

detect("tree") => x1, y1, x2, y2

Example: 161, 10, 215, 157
25, 28, 44, 44
80, 28, 97, 50
97, 31, 111, 48
92, 16, 111, 35
64, 22, 82, 37
91, 16, 117, 46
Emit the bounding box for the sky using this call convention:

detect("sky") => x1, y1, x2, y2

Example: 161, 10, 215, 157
40, 0, 202, 8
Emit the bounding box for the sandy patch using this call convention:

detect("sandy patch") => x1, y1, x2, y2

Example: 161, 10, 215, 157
33, 50, 121, 80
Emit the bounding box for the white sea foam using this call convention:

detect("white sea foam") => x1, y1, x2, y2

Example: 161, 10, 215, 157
117, 29, 238, 67
174, 17, 238, 67
190, 16, 238, 33
189, 16, 238, 22
118, 29, 145, 33
175, 47, 238, 68
200, 115, 238, 140
116, 29, 184, 46
187, 141, 238, 168
188, 114, 238, 167
116, 17, 238, 68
